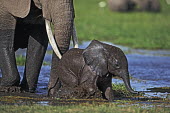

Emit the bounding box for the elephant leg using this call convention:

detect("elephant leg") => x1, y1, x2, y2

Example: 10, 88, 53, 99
48, 0, 74, 96
49, 0, 74, 83
0, 7, 20, 86
20, 24, 48, 92
48, 72, 61, 96
49, 8, 73, 91
48, 52, 61, 96
49, 44, 70, 95
97, 74, 114, 101
79, 68, 102, 98
0, 34, 20, 86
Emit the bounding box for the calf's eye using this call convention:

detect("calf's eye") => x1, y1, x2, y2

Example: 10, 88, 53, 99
115, 64, 120, 69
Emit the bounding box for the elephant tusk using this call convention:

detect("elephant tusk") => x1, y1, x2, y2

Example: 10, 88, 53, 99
72, 22, 79, 48
45, 19, 62, 59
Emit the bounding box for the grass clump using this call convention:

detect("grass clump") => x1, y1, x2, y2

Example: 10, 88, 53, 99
74, 0, 170, 49
112, 83, 140, 98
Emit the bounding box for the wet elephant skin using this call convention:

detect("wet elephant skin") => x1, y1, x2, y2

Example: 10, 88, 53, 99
0, 0, 75, 92
48, 40, 138, 101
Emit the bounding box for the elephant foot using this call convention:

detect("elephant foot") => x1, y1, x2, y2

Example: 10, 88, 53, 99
20, 82, 36, 93
21, 88, 36, 93
0, 77, 20, 87
20, 85, 36, 93
104, 87, 114, 102
0, 77, 21, 93
0, 86, 21, 93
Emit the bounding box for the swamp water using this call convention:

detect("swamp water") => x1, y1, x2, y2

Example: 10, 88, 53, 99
0, 41, 170, 107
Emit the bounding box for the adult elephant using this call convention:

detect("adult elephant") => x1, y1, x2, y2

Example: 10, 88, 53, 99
107, 0, 131, 12
0, 0, 78, 92
130, 0, 161, 12
107, 0, 160, 12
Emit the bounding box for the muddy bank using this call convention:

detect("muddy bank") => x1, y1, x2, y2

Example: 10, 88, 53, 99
0, 92, 109, 106
0, 91, 169, 108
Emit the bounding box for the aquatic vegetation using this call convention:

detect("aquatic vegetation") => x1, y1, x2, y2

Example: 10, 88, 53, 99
0, 90, 169, 112
112, 83, 142, 98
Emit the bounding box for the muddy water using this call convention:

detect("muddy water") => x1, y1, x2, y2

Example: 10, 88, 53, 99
0, 41, 170, 106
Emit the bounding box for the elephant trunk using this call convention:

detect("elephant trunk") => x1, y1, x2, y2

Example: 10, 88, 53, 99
122, 74, 139, 94
52, 19, 73, 55
45, 0, 78, 59
51, 0, 75, 55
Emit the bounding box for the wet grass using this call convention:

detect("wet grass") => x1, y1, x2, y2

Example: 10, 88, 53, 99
112, 83, 140, 98
1, 83, 170, 113
0, 86, 169, 113
0, 102, 170, 113
74, 0, 170, 49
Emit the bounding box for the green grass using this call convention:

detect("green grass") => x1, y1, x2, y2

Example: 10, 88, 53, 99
0, 104, 169, 113
112, 83, 139, 98
16, 55, 26, 66
74, 0, 170, 49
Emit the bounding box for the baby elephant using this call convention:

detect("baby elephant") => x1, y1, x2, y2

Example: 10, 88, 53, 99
48, 40, 138, 101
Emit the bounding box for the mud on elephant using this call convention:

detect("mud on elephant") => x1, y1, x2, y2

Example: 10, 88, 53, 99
0, 0, 78, 92
48, 40, 139, 101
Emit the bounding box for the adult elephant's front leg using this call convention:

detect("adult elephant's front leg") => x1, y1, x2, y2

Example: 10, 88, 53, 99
20, 24, 48, 92
49, 0, 74, 86
0, 7, 20, 87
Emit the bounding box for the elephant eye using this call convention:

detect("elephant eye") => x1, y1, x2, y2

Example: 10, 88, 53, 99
115, 63, 120, 69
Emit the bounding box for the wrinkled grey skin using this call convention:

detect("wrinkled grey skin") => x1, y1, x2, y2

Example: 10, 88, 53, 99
107, 0, 160, 12
0, 0, 74, 92
48, 40, 138, 101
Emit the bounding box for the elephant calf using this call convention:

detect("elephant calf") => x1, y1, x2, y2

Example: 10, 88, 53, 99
48, 40, 139, 101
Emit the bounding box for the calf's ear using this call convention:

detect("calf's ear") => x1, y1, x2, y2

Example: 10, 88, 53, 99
83, 40, 108, 77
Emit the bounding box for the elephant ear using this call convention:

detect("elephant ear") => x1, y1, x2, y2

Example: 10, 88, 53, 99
2, 0, 31, 18
83, 40, 108, 77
